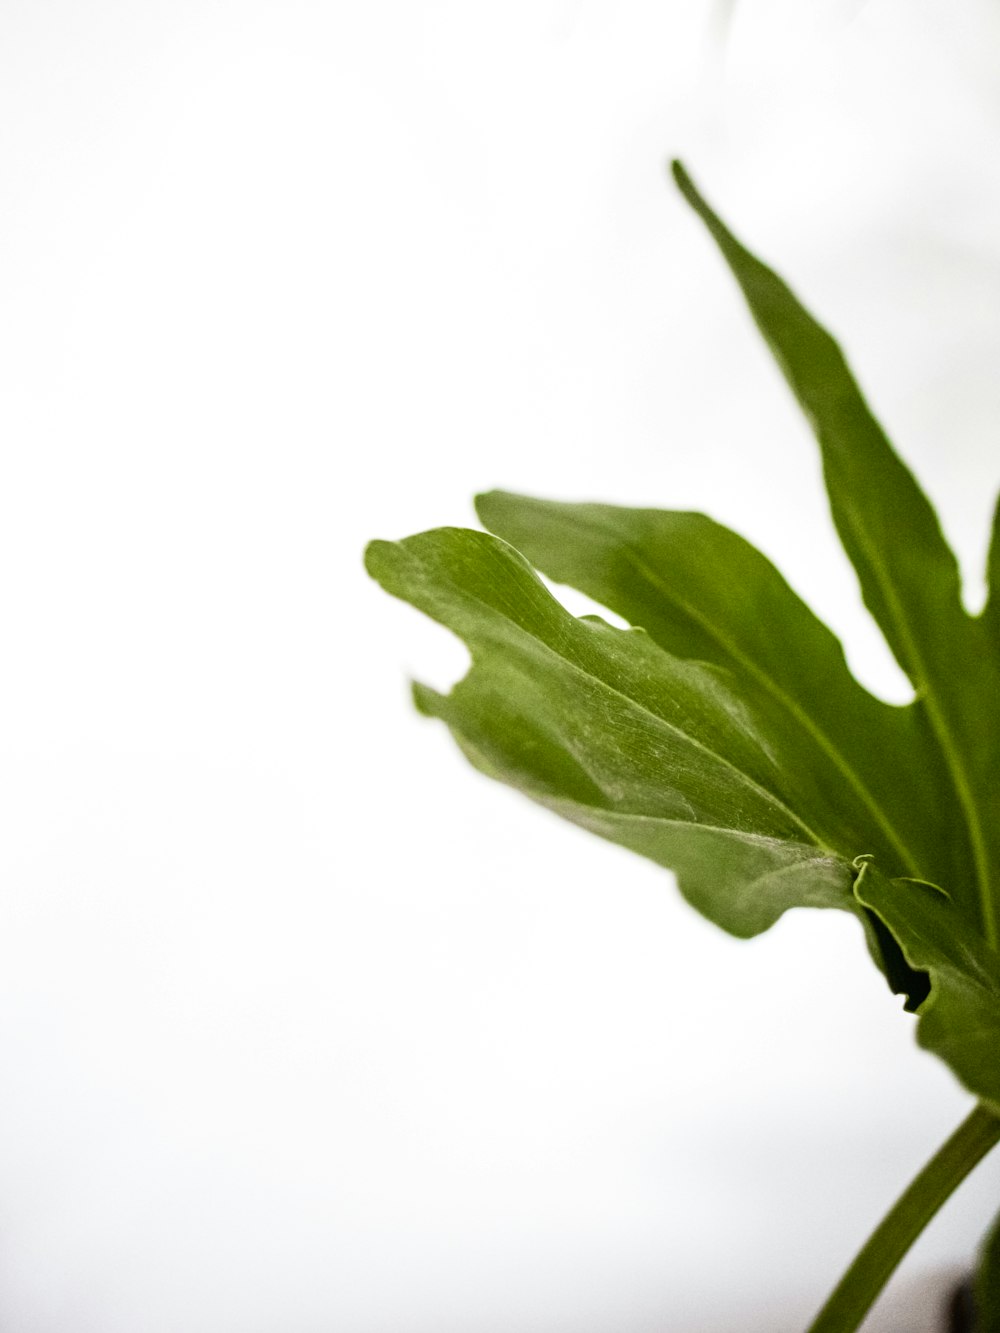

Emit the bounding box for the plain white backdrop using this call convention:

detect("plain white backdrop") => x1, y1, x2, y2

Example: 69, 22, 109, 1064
2, 1, 1000, 1329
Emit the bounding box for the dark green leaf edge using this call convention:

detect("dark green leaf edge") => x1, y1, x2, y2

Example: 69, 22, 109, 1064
854, 857, 1000, 1109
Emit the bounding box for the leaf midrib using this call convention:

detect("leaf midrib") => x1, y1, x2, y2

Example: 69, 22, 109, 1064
493, 507, 921, 877
541, 795, 837, 856
414, 543, 831, 848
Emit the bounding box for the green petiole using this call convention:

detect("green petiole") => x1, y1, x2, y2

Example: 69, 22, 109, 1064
807, 1103, 1000, 1332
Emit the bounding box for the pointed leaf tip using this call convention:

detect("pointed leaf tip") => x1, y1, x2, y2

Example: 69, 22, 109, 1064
671, 160, 704, 208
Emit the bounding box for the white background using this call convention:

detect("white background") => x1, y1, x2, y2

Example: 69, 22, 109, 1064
2, 1, 1000, 1329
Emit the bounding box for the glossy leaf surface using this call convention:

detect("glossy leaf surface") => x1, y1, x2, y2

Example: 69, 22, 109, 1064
366, 527, 851, 937
475, 491, 953, 890
367, 163, 1000, 1107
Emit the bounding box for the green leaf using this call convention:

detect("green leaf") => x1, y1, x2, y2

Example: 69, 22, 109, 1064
671, 160, 1000, 944
367, 163, 1000, 1112
365, 526, 855, 937
670, 162, 965, 681
475, 491, 955, 893
854, 858, 1000, 1109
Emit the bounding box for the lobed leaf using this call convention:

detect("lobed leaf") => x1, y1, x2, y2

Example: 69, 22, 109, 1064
367, 162, 1000, 1108
672, 161, 1000, 942
365, 526, 854, 937
475, 491, 955, 891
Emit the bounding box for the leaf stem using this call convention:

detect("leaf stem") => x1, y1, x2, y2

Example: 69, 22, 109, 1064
807, 1103, 1000, 1333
